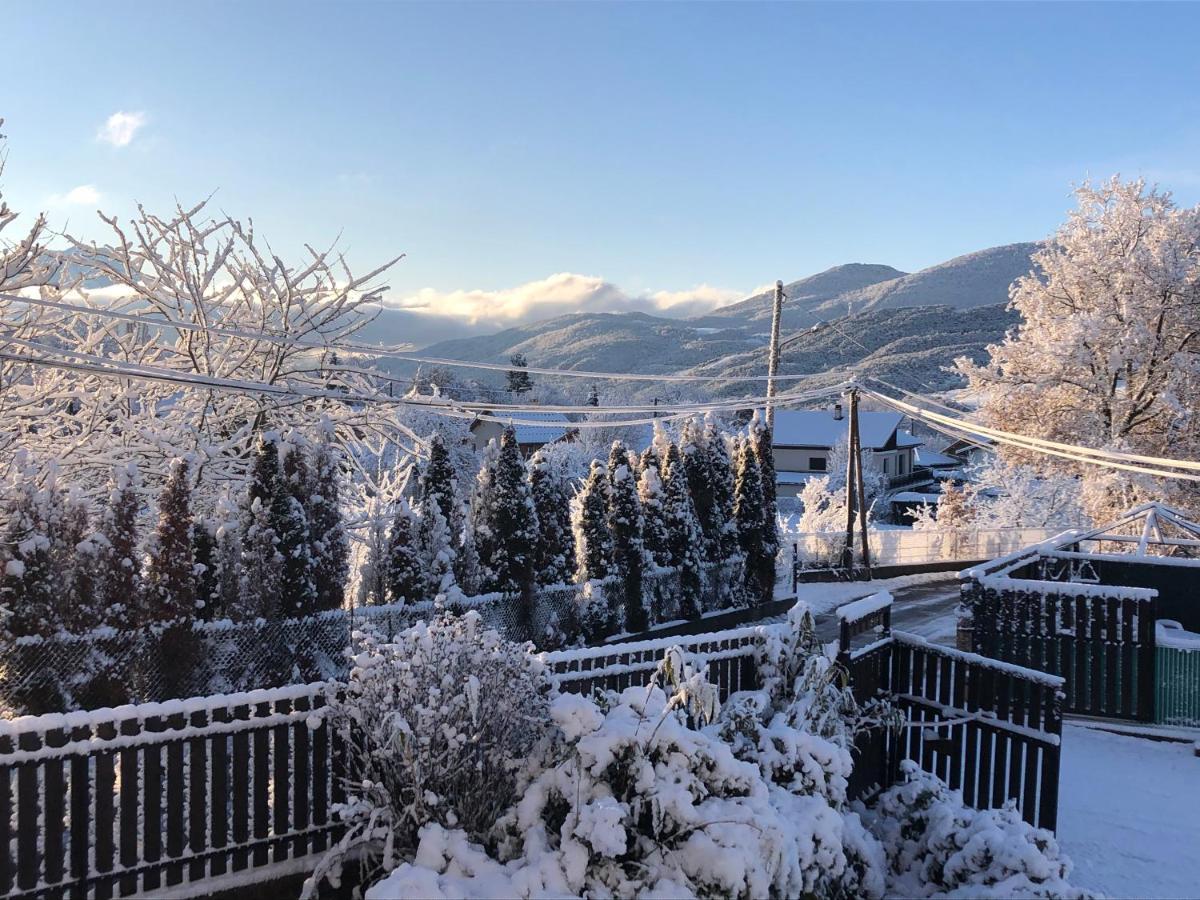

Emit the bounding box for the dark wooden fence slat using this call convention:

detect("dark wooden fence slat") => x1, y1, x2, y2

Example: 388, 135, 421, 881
118, 717, 141, 896
0, 735, 12, 897
16, 730, 41, 893
252, 702, 271, 868
1089, 601, 1104, 715
311, 696, 330, 853
231, 705, 252, 872
1120, 597, 1136, 719
292, 695, 312, 859
69, 724, 91, 887
42, 727, 67, 891
189, 708, 210, 884
93, 721, 117, 900
165, 712, 187, 887
273, 698, 293, 862
142, 715, 165, 892
210, 707, 231, 879
1136, 598, 1156, 722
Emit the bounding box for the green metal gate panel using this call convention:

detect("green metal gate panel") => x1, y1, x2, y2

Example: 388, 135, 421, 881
1156, 645, 1200, 727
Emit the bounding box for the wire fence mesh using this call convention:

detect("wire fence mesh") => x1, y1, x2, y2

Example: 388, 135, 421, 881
0, 559, 746, 716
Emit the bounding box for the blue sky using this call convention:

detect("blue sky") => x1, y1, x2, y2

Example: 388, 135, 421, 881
3, 1, 1200, 335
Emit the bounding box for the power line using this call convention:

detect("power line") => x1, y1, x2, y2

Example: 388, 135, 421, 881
864, 378, 1200, 474
863, 385, 1200, 482
0, 336, 846, 429
0, 292, 819, 385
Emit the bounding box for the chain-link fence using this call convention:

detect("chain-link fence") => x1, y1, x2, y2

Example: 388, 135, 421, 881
1, 559, 746, 716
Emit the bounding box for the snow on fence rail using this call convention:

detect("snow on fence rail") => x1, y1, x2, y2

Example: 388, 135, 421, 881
0, 560, 746, 717
0, 681, 340, 899
791, 527, 1061, 569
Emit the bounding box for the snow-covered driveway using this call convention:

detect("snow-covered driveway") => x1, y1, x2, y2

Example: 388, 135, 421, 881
1058, 724, 1200, 898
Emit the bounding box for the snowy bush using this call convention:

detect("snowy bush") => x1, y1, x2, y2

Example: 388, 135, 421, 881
303, 612, 556, 896
863, 761, 1089, 899
488, 684, 883, 899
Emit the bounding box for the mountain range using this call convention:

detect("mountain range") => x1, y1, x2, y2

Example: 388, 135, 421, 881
386, 241, 1038, 399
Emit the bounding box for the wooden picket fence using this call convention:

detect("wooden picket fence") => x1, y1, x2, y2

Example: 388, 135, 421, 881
839, 595, 1065, 831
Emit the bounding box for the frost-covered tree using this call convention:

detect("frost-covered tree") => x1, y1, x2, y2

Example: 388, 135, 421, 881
505, 352, 534, 394
469, 439, 501, 587
62, 488, 102, 633
98, 464, 142, 627
662, 443, 704, 619
706, 419, 739, 559
734, 438, 773, 604
574, 459, 613, 582
638, 441, 662, 482
421, 433, 460, 533
0, 459, 57, 639
529, 448, 576, 585
208, 491, 242, 620
957, 177, 1200, 520
191, 515, 218, 621
357, 503, 391, 607
637, 464, 671, 568
278, 441, 317, 617
416, 497, 457, 601
680, 418, 719, 559
385, 500, 422, 605
481, 429, 538, 612
240, 496, 282, 620
144, 458, 197, 622
749, 412, 780, 565
607, 443, 647, 633
309, 427, 349, 611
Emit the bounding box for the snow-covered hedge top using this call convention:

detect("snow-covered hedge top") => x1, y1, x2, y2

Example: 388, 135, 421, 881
0, 680, 332, 739
836, 591, 893, 622
974, 573, 1157, 601
893, 631, 1066, 689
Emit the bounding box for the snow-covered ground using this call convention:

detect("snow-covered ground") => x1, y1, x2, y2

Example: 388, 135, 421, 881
1058, 724, 1200, 898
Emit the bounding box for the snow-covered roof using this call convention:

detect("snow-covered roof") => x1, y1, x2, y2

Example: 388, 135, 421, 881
891, 491, 941, 503
772, 409, 904, 450
895, 429, 923, 449
475, 411, 573, 445
915, 447, 962, 468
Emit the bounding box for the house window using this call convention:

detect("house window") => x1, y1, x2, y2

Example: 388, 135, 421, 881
882, 457, 892, 475
809, 457, 826, 472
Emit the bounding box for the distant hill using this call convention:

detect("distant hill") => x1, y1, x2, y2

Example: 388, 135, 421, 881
404, 241, 1036, 399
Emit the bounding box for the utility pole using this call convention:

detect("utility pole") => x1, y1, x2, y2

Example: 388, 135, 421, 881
765, 279, 784, 431
840, 387, 873, 578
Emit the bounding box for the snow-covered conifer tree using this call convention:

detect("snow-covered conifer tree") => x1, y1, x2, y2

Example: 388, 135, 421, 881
680, 418, 719, 559
421, 433, 460, 531
278, 441, 317, 617
468, 439, 500, 587
210, 491, 242, 620
638, 441, 662, 482
357, 504, 390, 607
662, 443, 704, 619
705, 419, 739, 559
191, 515, 218, 621
62, 488, 103, 633
734, 438, 773, 604
574, 459, 613, 582
309, 426, 349, 611
416, 498, 457, 601
0, 458, 57, 639
529, 448, 576, 586
240, 496, 282, 620
607, 443, 647, 632
637, 464, 671, 568
386, 500, 422, 604
98, 464, 142, 627
145, 458, 197, 623
482, 429, 539, 610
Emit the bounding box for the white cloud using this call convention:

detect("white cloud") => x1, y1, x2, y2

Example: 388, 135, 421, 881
48, 184, 102, 206
387, 272, 747, 331
97, 111, 147, 147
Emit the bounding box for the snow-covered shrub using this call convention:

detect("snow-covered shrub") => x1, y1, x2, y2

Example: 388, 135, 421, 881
484, 684, 884, 899
863, 761, 1089, 899
303, 612, 555, 897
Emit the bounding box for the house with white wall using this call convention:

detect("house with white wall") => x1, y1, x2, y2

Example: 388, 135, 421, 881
469, 411, 576, 457
771, 406, 924, 499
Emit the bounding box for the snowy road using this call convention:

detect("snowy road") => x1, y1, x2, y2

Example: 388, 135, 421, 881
1058, 724, 1200, 898
802, 574, 962, 645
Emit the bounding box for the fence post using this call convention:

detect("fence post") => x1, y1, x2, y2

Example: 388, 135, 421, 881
1137, 598, 1157, 722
